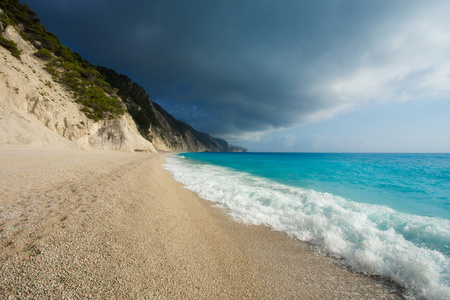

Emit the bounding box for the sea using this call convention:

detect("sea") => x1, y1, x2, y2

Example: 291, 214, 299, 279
164, 152, 450, 299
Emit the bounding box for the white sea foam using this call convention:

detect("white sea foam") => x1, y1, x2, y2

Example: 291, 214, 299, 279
165, 155, 450, 299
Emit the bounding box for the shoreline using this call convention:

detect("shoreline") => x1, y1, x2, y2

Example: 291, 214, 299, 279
0, 148, 402, 298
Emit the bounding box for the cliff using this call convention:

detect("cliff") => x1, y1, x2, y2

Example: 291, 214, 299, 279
0, 18, 155, 152
0, 2, 247, 153
98, 67, 246, 152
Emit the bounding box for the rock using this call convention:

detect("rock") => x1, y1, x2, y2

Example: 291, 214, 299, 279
2, 25, 34, 53
87, 115, 156, 152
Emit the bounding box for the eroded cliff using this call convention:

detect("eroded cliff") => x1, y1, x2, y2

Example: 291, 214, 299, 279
0, 20, 155, 151
0, 3, 246, 153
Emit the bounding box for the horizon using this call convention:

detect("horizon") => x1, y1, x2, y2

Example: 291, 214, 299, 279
24, 0, 450, 153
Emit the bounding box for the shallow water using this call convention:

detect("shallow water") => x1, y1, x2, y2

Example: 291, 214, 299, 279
165, 152, 450, 299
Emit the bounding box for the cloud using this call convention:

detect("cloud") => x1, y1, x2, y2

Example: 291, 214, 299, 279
321, 17, 450, 107
26, 0, 450, 139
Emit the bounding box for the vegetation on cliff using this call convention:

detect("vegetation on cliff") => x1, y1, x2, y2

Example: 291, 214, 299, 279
45, 58, 124, 121
0, 0, 124, 121
0, 8, 21, 58
97, 66, 233, 151
97, 66, 161, 140
0, 34, 21, 58
0, 0, 247, 152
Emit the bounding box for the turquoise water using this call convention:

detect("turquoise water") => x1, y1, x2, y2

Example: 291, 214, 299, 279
181, 153, 450, 220
165, 152, 450, 299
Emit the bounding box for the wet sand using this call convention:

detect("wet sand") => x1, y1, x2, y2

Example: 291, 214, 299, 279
0, 148, 401, 299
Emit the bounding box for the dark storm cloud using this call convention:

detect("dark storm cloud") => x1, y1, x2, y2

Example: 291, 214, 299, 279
23, 0, 449, 138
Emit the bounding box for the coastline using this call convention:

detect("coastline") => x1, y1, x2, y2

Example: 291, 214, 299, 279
0, 148, 401, 298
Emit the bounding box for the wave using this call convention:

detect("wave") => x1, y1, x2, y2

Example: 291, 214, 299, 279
165, 154, 450, 299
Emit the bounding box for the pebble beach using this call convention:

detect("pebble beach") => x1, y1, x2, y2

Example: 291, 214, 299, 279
0, 148, 401, 299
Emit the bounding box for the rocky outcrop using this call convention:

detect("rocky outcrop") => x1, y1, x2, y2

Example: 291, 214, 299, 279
84, 115, 156, 152
2, 24, 33, 52
0, 23, 155, 152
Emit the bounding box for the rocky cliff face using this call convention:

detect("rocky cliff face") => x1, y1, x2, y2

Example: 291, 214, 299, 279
98, 67, 247, 152
0, 19, 156, 152
0, 5, 247, 153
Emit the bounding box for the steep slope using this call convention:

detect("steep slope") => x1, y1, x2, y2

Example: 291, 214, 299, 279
98, 67, 247, 152
0, 17, 155, 151
0, 1, 246, 153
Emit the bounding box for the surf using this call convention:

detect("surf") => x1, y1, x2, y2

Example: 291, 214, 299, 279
165, 153, 450, 299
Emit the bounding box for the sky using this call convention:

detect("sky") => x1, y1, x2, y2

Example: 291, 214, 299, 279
24, 0, 450, 152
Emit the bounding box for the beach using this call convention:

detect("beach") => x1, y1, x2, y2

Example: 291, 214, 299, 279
0, 148, 401, 299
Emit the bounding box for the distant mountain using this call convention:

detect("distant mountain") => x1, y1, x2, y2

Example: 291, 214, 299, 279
0, 0, 246, 152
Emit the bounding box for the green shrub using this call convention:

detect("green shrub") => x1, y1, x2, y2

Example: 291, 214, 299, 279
19, 31, 29, 41
45, 57, 125, 121
0, 12, 14, 27
0, 36, 21, 59
1, 1, 125, 121
33, 48, 52, 60
97, 66, 164, 139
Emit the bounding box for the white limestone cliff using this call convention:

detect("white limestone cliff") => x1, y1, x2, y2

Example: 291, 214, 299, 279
0, 23, 156, 152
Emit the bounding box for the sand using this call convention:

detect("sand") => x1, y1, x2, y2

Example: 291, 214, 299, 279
0, 148, 402, 299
